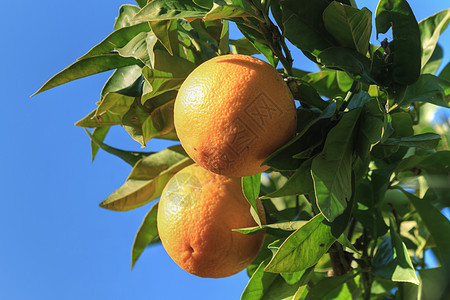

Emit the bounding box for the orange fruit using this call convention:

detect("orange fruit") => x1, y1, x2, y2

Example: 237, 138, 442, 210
174, 54, 297, 177
157, 164, 266, 278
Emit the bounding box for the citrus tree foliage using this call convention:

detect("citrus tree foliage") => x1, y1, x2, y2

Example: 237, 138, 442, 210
35, 0, 450, 298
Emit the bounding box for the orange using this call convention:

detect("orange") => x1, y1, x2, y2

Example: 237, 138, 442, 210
174, 54, 297, 177
157, 164, 266, 278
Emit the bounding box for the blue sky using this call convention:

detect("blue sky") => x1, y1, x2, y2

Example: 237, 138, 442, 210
1, 1, 449, 299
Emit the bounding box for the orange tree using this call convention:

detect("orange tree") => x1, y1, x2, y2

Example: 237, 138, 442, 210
34, 0, 450, 299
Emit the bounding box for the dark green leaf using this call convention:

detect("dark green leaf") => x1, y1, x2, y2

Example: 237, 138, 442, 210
99, 145, 193, 211
132, 0, 209, 22
80, 23, 151, 59
312, 108, 362, 222
306, 272, 356, 300
293, 82, 329, 110
85, 129, 149, 166
375, 0, 421, 85
114, 4, 141, 30
264, 214, 336, 273
263, 102, 336, 171
242, 173, 262, 226
356, 98, 384, 159
33, 54, 141, 96
383, 133, 441, 150
372, 221, 419, 285
280, 0, 335, 55
218, 20, 229, 54
401, 74, 450, 107
418, 268, 449, 300
440, 61, 450, 81
131, 202, 159, 269
419, 9, 450, 69
316, 47, 374, 84
323, 2, 372, 55
135, 0, 147, 8
399, 189, 450, 272
96, 93, 135, 117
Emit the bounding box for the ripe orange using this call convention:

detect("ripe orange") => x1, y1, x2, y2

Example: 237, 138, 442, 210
157, 164, 266, 278
174, 54, 297, 177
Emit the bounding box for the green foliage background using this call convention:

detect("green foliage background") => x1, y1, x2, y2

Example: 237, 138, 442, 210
35, 0, 450, 299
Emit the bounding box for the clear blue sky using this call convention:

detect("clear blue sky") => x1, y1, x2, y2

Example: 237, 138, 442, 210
1, 1, 449, 299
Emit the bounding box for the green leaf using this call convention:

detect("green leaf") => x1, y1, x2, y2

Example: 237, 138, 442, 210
382, 133, 441, 150
141, 49, 196, 102
306, 272, 356, 300
235, 221, 308, 236
75, 108, 123, 128
116, 31, 158, 66
263, 102, 336, 171
89, 126, 110, 162
230, 38, 259, 55
264, 214, 336, 273
99, 145, 193, 211
375, 0, 421, 85
131, 202, 159, 269
204, 2, 253, 20
132, 0, 209, 22
356, 98, 384, 159
241, 259, 278, 300
85, 129, 149, 167
401, 74, 450, 107
96, 93, 135, 118
218, 20, 230, 54
33, 54, 141, 96
80, 23, 151, 59
293, 82, 329, 110
372, 221, 420, 285
242, 173, 262, 227
419, 9, 450, 69
323, 2, 372, 55
316, 47, 374, 84
418, 268, 449, 300
263, 159, 314, 198
100, 65, 143, 98
236, 23, 277, 67
280, 0, 334, 55
312, 108, 362, 222
114, 4, 141, 30
422, 43, 443, 75
149, 19, 179, 56
122, 98, 178, 147
302, 70, 353, 99
399, 189, 450, 272
440, 61, 450, 81
135, 0, 147, 8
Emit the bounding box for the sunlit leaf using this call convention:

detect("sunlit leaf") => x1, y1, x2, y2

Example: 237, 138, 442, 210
399, 189, 450, 272
149, 19, 179, 56
419, 9, 450, 69
132, 0, 208, 22
265, 214, 336, 273
372, 221, 420, 285
114, 4, 141, 30
131, 202, 159, 269
75, 108, 123, 128
99, 145, 193, 211
90, 126, 110, 162
33, 54, 141, 96
236, 23, 277, 67
242, 173, 262, 226
306, 272, 356, 299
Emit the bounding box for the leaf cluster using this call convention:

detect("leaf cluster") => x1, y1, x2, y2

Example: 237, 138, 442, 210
34, 0, 450, 299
